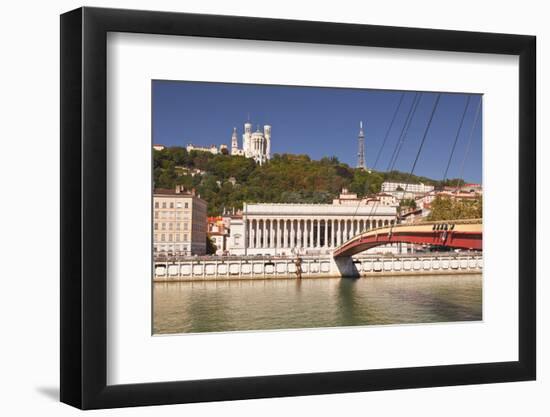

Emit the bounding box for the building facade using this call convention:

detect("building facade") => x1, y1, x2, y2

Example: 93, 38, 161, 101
231, 122, 271, 165
381, 181, 435, 194
186, 143, 219, 155
153, 186, 207, 257
207, 216, 230, 255
330, 189, 398, 208
227, 198, 398, 256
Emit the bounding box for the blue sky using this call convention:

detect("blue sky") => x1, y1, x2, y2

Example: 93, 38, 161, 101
152, 80, 482, 183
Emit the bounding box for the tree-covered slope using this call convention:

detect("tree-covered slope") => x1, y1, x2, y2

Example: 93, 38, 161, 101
153, 147, 463, 216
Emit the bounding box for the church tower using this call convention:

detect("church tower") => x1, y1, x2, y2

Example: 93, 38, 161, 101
243, 121, 252, 156
264, 125, 271, 160
231, 127, 238, 152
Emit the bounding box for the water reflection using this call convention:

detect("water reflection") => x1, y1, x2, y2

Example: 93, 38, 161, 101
153, 274, 482, 334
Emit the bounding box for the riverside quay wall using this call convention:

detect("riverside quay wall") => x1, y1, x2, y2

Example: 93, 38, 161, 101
153, 252, 483, 281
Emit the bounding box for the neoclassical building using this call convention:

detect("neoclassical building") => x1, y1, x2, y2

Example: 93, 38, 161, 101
231, 121, 271, 165
227, 193, 398, 256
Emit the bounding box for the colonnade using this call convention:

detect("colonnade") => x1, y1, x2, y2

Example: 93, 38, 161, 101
245, 217, 396, 250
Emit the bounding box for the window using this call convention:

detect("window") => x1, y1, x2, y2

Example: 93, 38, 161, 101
162, 202, 166, 208
170, 202, 174, 209
154, 223, 158, 230
161, 223, 166, 230
154, 212, 159, 219
154, 202, 159, 208
184, 202, 189, 209
176, 223, 180, 230
168, 223, 172, 230
176, 202, 182, 208
184, 223, 188, 231
184, 234, 188, 242
168, 234, 173, 242
161, 234, 165, 242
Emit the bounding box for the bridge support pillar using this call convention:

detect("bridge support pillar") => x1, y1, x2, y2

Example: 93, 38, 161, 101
333, 256, 360, 278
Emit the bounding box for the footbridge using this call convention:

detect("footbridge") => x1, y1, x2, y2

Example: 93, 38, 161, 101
333, 219, 482, 258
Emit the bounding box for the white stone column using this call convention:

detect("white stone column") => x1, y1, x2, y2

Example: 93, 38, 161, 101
307, 219, 313, 249
300, 220, 304, 248
304, 220, 308, 248
271, 219, 275, 249
303, 220, 307, 248
331, 219, 335, 247
283, 220, 288, 248
255, 220, 260, 249
324, 220, 328, 247
290, 220, 295, 249
295, 220, 300, 248
302, 220, 306, 249
303, 220, 307, 249
274, 219, 280, 249
279, 219, 286, 248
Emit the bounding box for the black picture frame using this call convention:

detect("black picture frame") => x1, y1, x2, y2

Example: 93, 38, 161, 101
60, 6, 536, 410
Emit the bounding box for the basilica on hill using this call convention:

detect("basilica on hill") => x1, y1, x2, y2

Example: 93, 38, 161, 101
231, 121, 271, 165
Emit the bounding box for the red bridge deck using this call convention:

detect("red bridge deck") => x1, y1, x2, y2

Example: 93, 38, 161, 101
333, 219, 482, 258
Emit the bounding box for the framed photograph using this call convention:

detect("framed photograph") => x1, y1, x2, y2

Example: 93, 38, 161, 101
60, 7, 536, 409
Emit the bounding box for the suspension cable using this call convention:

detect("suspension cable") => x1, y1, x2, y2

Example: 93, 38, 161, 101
386, 93, 421, 172
387, 93, 423, 173
403, 93, 441, 188
455, 96, 482, 192
366, 93, 440, 235
373, 92, 405, 169
442, 95, 471, 183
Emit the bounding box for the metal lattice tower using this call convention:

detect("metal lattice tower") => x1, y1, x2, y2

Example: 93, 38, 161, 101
357, 121, 366, 169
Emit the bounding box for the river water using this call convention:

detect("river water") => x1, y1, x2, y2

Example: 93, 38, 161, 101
153, 274, 482, 334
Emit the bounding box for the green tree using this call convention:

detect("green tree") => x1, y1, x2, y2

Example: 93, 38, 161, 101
399, 199, 417, 210
206, 236, 217, 254
428, 195, 482, 221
